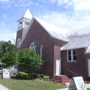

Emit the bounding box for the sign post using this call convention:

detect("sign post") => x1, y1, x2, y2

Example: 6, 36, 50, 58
68, 76, 87, 90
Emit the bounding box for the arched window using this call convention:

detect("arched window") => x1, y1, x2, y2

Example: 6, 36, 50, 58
40, 45, 44, 64
29, 42, 36, 50
17, 38, 21, 48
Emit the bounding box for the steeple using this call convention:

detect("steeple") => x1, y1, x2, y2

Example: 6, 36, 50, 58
23, 7, 32, 20
17, 7, 32, 30
16, 8, 32, 49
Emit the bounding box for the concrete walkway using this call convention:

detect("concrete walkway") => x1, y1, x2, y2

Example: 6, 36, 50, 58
57, 83, 90, 90
0, 84, 9, 90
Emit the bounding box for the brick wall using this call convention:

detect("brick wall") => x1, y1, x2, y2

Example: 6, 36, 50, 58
61, 48, 88, 78
20, 19, 54, 77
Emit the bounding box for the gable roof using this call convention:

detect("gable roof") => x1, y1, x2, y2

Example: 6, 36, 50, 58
85, 44, 90, 54
20, 17, 68, 47
34, 17, 68, 42
18, 8, 32, 21
61, 26, 90, 51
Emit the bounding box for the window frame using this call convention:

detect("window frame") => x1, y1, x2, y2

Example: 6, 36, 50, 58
40, 45, 44, 65
17, 38, 21, 48
29, 42, 36, 50
67, 50, 77, 62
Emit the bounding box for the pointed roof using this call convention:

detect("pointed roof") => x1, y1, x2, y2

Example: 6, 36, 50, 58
18, 7, 32, 21
23, 7, 32, 19
34, 17, 68, 42
19, 17, 68, 47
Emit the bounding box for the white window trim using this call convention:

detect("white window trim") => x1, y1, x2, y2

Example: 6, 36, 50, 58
29, 42, 36, 50
17, 38, 21, 48
67, 50, 76, 62
40, 45, 43, 65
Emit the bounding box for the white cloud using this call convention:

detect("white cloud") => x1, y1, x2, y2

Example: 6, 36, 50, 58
0, 22, 16, 44
73, 0, 90, 11
3, 14, 7, 18
51, 0, 90, 11
9, 33, 16, 44
14, 1, 33, 8
0, 0, 9, 2
0, 32, 16, 44
38, 10, 90, 32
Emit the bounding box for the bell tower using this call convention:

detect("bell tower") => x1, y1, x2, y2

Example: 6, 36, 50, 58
18, 7, 32, 30
16, 7, 32, 50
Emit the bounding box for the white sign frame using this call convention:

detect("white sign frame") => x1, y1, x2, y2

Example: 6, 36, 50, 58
3, 68, 10, 79
68, 76, 87, 90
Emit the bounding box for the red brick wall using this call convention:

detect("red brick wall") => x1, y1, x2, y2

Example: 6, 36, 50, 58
20, 19, 55, 77
15, 28, 26, 50
53, 39, 66, 76
85, 54, 90, 78
15, 19, 67, 78
61, 48, 88, 78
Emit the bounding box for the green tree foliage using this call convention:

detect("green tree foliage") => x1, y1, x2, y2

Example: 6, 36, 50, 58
0, 40, 15, 67
18, 49, 42, 75
0, 40, 15, 58
1, 51, 16, 68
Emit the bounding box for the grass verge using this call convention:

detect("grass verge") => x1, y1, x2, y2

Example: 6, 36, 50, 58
0, 75, 67, 90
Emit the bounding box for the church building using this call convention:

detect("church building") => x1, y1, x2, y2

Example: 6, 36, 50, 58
15, 8, 90, 80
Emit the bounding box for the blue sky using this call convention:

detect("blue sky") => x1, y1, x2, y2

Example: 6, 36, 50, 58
0, 0, 90, 44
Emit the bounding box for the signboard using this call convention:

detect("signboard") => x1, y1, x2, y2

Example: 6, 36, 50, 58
68, 76, 87, 90
3, 69, 10, 79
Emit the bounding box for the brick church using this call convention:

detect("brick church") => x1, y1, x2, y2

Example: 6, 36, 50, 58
15, 8, 90, 79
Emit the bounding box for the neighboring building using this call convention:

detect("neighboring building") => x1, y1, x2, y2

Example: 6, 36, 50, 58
15, 8, 90, 79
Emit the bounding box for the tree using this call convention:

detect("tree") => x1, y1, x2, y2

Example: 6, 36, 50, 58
18, 49, 42, 77
1, 51, 16, 68
0, 40, 15, 59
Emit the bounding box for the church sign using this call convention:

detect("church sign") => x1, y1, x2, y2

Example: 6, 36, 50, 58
68, 76, 87, 90
3, 69, 10, 79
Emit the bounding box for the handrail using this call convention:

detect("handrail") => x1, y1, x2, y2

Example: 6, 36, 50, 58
67, 68, 77, 76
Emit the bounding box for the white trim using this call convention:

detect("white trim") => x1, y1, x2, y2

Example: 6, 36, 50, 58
88, 59, 90, 77
56, 58, 61, 75
17, 38, 21, 48
29, 42, 36, 50
19, 17, 34, 47
61, 46, 86, 51
40, 45, 43, 65
67, 50, 77, 62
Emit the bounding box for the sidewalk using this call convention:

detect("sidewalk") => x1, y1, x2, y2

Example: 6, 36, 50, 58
0, 84, 9, 90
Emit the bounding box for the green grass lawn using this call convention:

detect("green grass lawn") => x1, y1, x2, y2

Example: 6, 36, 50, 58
0, 75, 67, 90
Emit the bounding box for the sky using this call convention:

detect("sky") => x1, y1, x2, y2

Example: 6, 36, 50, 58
0, 0, 90, 44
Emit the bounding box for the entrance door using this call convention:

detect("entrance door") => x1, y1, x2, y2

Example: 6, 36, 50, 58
56, 59, 61, 75
88, 59, 90, 77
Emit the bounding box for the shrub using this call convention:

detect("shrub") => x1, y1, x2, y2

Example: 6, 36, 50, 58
16, 73, 21, 79
16, 72, 28, 79
20, 72, 28, 77
43, 75, 50, 81
29, 73, 40, 79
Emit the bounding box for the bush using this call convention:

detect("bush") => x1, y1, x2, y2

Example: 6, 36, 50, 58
20, 72, 28, 77
29, 73, 40, 79
43, 76, 50, 81
15, 72, 28, 79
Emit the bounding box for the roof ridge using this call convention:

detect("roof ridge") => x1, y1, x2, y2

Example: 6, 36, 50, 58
34, 17, 68, 42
